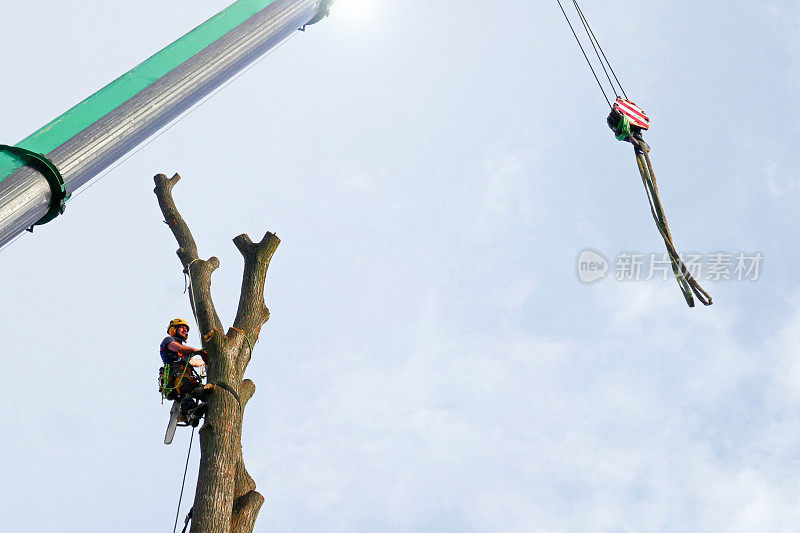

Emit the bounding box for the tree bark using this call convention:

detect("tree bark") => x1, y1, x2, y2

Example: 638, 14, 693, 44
154, 173, 278, 533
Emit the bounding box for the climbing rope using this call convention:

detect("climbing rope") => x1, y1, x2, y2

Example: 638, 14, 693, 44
184, 258, 202, 326
180, 508, 193, 533
630, 139, 712, 307
172, 426, 195, 533
231, 326, 254, 357
183, 257, 209, 382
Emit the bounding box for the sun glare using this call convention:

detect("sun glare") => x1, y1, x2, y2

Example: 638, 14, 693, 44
332, 0, 377, 26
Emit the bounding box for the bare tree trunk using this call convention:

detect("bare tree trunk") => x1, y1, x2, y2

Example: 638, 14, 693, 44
154, 173, 278, 533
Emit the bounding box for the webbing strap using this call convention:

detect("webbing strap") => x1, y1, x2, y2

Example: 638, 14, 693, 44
614, 115, 631, 142
631, 139, 712, 307
212, 381, 243, 410
0, 145, 70, 227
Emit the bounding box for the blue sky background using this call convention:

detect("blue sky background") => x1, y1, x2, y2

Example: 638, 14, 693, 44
1, 1, 799, 531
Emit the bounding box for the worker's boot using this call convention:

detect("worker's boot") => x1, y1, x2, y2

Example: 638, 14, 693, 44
190, 383, 215, 401
187, 403, 207, 427
180, 396, 198, 416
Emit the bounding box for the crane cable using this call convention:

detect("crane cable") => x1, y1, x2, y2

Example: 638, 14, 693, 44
555, 0, 628, 106
569, 0, 628, 101
554, 0, 611, 107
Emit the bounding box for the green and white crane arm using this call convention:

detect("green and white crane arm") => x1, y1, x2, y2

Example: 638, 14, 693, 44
0, 0, 332, 248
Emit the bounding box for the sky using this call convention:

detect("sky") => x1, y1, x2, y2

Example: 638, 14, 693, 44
1, 0, 800, 531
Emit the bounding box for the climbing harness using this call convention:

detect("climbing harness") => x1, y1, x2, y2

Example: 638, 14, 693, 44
556, 0, 712, 307
159, 360, 199, 403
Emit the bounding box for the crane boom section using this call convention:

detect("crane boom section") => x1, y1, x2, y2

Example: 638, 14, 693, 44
0, 0, 288, 185
0, 0, 327, 247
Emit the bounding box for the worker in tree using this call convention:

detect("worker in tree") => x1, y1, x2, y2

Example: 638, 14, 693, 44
159, 318, 212, 426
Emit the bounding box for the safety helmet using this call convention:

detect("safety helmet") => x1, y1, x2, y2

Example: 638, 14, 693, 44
167, 318, 190, 339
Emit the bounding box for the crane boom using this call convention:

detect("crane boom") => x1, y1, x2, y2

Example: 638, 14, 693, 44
0, 0, 331, 248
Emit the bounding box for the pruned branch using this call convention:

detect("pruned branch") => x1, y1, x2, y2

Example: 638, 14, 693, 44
231, 231, 280, 343
154, 173, 197, 262
240, 379, 256, 407
154, 173, 224, 338
230, 491, 264, 533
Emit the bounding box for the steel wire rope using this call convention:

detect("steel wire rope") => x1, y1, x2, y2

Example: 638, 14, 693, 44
571, 0, 628, 100
0, 231, 26, 255
570, 0, 626, 100
555, 0, 612, 107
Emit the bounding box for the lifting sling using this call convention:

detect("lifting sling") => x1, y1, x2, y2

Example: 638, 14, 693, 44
557, 0, 713, 307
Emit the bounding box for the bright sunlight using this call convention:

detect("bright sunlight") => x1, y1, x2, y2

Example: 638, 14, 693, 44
332, 0, 378, 26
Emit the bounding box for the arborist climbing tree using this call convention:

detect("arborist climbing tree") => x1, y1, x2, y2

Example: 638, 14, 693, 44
159, 318, 212, 429
154, 172, 279, 533
556, 0, 712, 307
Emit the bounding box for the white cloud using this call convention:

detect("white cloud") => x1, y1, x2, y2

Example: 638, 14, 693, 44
246, 284, 800, 531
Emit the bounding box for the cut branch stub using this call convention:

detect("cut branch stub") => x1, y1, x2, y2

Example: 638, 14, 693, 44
154, 173, 199, 259
232, 232, 280, 339
230, 491, 264, 533
153, 173, 223, 336
240, 379, 256, 407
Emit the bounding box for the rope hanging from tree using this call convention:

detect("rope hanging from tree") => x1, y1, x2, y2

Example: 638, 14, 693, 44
172, 427, 195, 533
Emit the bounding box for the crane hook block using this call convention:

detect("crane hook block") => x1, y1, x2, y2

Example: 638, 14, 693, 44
607, 98, 649, 142
613, 98, 649, 130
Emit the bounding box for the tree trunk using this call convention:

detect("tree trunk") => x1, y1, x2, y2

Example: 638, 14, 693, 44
154, 173, 278, 533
